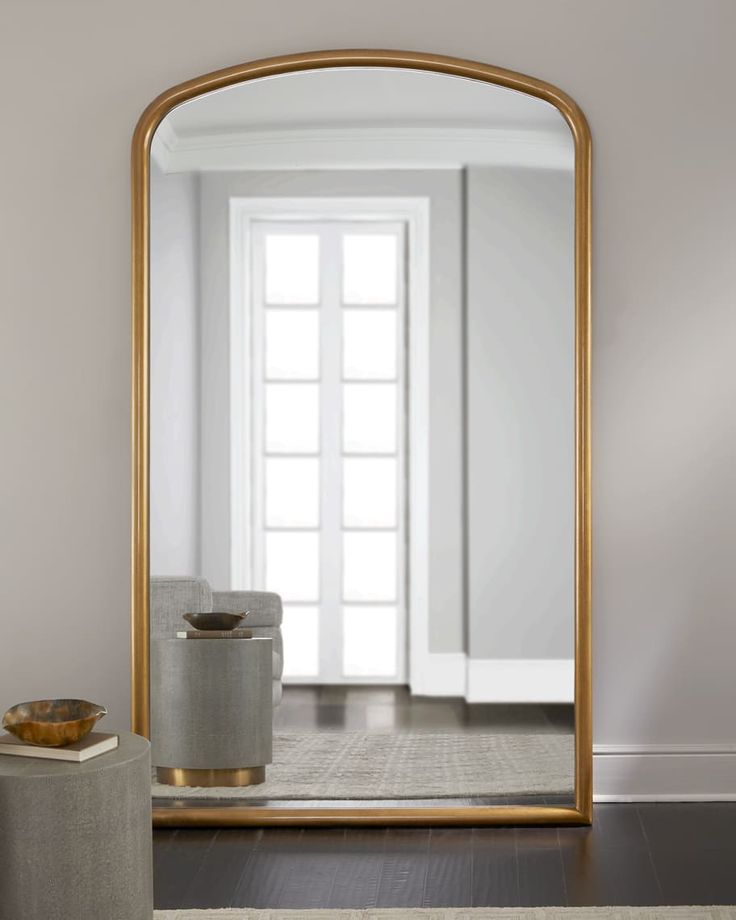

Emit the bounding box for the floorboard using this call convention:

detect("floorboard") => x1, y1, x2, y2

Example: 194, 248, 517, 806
470, 827, 519, 907
422, 828, 473, 907
375, 828, 432, 907
154, 804, 736, 909
328, 829, 386, 909
151, 695, 735, 909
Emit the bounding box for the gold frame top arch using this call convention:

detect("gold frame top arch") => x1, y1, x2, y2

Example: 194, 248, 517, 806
131, 49, 592, 827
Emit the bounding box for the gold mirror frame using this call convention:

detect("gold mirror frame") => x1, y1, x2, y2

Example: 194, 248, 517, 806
131, 49, 592, 827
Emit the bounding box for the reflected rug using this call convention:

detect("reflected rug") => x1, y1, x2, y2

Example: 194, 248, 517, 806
154, 908, 736, 919
152, 731, 574, 799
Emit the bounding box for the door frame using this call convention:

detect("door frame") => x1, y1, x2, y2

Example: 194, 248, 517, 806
229, 197, 429, 686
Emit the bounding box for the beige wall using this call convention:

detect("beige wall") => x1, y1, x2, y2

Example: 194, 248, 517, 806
2, 0, 735, 789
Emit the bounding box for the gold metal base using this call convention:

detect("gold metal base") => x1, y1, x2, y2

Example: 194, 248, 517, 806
157, 766, 266, 787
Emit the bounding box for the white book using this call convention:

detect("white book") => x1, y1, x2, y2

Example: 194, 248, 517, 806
176, 628, 253, 639
0, 731, 119, 763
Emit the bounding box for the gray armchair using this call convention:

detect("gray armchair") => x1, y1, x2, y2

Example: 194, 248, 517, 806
150, 576, 283, 706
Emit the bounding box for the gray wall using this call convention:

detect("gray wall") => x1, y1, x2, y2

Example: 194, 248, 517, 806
467, 166, 574, 660
149, 163, 201, 576
198, 169, 464, 653
154, 161, 575, 668
1, 0, 734, 769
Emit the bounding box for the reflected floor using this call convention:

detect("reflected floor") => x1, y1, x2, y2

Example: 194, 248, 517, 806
153, 686, 575, 807
274, 685, 574, 735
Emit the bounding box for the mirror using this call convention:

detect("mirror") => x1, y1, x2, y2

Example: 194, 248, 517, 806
133, 51, 591, 825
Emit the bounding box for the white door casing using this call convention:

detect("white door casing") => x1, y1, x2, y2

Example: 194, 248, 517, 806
229, 198, 430, 685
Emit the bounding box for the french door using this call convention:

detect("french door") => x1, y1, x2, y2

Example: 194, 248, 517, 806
246, 218, 407, 683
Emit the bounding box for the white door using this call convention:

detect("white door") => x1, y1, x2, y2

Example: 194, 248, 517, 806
246, 218, 407, 684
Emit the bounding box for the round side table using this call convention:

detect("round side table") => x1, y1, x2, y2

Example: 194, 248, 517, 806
151, 636, 273, 786
0, 731, 152, 920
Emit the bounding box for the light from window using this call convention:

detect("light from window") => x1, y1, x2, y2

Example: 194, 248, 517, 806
343, 457, 397, 528
266, 531, 320, 601
342, 234, 398, 304
343, 531, 397, 602
265, 384, 319, 453
342, 383, 397, 453
343, 606, 398, 677
266, 309, 320, 379
342, 309, 398, 380
265, 234, 319, 304
266, 457, 320, 528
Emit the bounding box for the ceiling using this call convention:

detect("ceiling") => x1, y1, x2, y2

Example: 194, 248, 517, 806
167, 67, 567, 134
154, 67, 573, 172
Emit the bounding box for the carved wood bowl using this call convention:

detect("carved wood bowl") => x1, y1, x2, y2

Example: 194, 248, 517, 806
182, 611, 248, 631
2, 699, 108, 747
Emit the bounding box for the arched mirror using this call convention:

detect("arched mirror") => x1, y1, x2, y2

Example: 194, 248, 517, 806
132, 50, 591, 826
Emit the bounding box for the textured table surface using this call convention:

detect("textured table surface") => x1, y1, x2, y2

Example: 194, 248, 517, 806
0, 729, 148, 776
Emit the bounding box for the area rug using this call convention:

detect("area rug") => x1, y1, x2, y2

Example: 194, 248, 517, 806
152, 731, 573, 799
153, 907, 736, 919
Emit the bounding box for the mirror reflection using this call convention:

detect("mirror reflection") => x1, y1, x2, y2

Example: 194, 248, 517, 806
149, 66, 576, 808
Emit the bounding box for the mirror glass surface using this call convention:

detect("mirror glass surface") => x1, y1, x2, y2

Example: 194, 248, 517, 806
149, 66, 576, 810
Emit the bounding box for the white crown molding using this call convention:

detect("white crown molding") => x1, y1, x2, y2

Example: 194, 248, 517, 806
154, 124, 572, 173
150, 117, 178, 171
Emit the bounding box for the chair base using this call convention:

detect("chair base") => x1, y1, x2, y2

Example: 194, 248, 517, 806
156, 765, 266, 787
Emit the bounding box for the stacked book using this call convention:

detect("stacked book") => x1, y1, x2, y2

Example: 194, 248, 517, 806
0, 732, 119, 763
176, 628, 253, 639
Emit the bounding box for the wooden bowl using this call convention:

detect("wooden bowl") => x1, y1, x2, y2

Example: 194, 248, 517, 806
2, 699, 107, 747
183, 611, 247, 631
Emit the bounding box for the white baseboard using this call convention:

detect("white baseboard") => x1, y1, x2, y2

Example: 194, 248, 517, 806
410, 652, 466, 697
467, 657, 574, 703
593, 744, 736, 801
410, 654, 574, 703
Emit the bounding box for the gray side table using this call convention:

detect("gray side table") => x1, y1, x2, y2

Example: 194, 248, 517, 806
151, 636, 273, 786
0, 731, 152, 920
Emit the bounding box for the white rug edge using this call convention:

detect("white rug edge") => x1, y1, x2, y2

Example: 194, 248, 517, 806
153, 907, 736, 918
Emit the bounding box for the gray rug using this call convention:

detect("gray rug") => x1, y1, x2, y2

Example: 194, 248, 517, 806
153, 908, 736, 919
152, 731, 573, 799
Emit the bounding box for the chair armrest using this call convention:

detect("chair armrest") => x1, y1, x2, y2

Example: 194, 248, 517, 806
212, 590, 283, 627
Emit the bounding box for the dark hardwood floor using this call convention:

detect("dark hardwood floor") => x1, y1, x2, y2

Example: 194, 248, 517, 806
154, 692, 732, 908
273, 685, 575, 736
153, 804, 736, 909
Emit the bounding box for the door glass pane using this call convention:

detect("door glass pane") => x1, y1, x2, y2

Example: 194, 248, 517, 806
343, 383, 397, 454
266, 309, 319, 380
343, 309, 397, 380
343, 606, 397, 677
265, 384, 319, 453
266, 457, 319, 528
343, 532, 397, 601
342, 234, 398, 304
343, 457, 397, 528
265, 234, 319, 304
282, 605, 319, 677
265, 532, 319, 601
